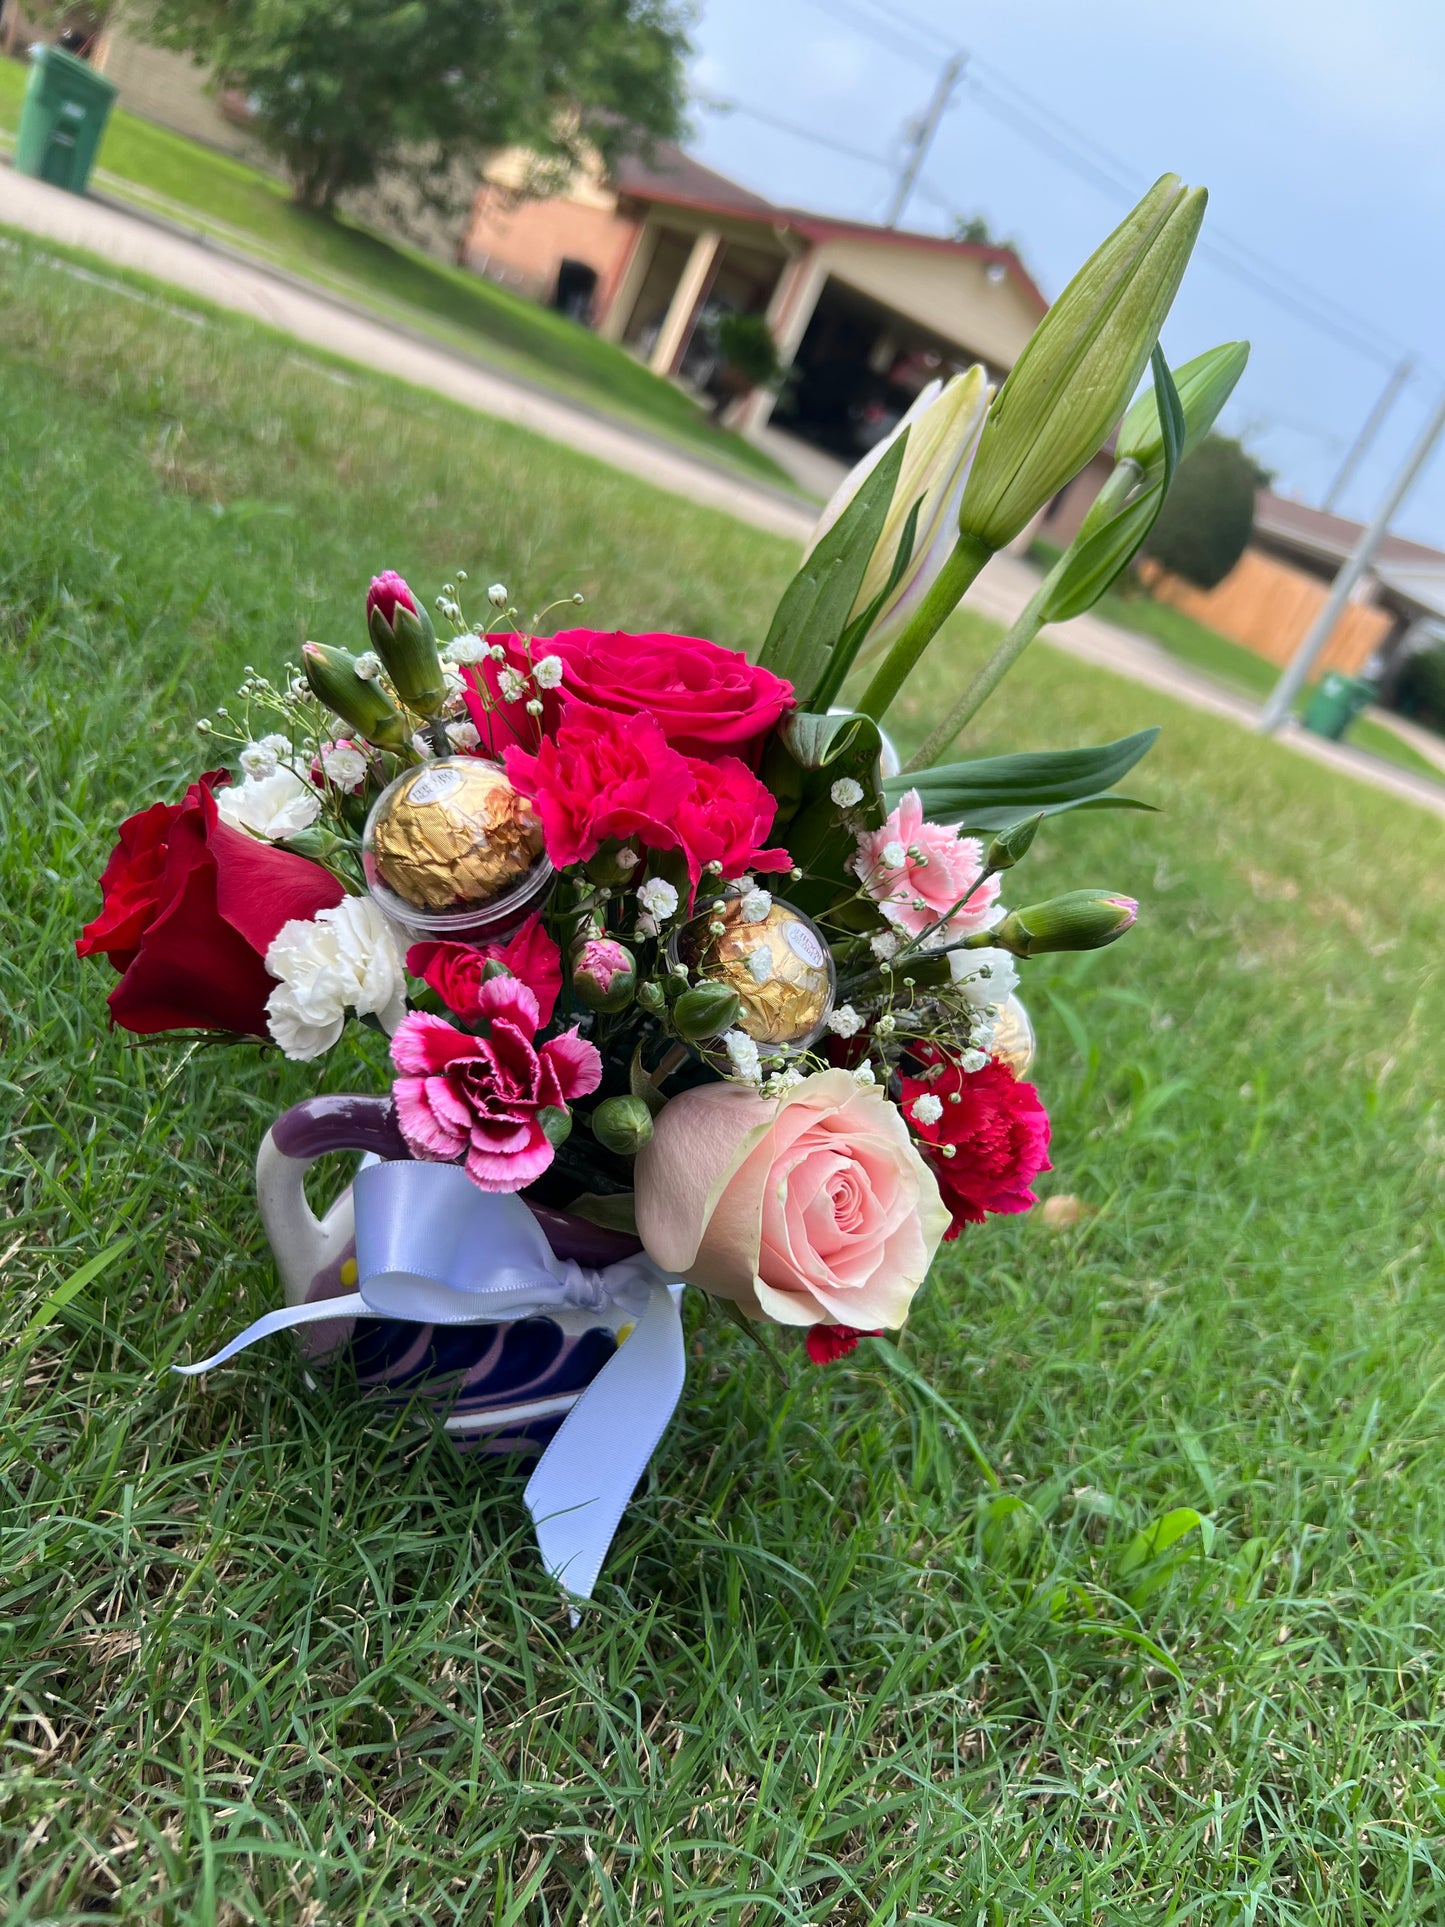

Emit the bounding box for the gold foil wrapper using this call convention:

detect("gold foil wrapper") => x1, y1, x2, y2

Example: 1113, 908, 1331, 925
370, 758, 543, 912
680, 898, 834, 1046
991, 995, 1036, 1077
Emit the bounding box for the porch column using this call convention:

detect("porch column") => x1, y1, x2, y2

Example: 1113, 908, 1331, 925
597, 220, 657, 343
648, 228, 722, 376
734, 249, 827, 435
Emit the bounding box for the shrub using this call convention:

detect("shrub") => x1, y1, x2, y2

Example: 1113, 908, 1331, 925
1395, 636, 1445, 728
1141, 434, 1264, 589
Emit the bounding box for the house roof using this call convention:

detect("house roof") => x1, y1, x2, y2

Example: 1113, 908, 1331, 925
615, 142, 1047, 315
1253, 491, 1445, 571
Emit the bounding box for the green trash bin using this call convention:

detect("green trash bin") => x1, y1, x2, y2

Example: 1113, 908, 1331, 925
1302, 671, 1375, 741
13, 44, 118, 195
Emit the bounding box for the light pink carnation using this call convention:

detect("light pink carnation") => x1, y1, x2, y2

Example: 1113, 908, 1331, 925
389, 977, 600, 1192
852, 789, 1000, 941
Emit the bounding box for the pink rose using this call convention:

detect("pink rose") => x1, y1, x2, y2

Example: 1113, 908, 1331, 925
673, 754, 792, 888
544, 628, 794, 760
634, 1069, 949, 1329
390, 978, 601, 1192
406, 912, 563, 1027
853, 788, 1000, 941
503, 703, 693, 870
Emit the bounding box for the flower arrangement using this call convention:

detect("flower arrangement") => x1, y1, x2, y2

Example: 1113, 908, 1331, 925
77, 176, 1245, 1603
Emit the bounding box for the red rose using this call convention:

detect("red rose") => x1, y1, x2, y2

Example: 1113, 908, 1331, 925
76, 772, 345, 1036
674, 754, 792, 887
546, 628, 793, 758
898, 1053, 1052, 1240
503, 703, 693, 870
407, 912, 563, 1028
390, 985, 602, 1193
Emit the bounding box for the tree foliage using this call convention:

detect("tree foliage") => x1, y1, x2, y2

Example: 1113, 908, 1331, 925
1140, 433, 1266, 590
134, 0, 691, 212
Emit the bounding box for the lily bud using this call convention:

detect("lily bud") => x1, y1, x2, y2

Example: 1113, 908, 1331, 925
985, 812, 1043, 873
959, 175, 1207, 550
301, 641, 410, 751
1116, 340, 1250, 477
366, 570, 446, 715
808, 366, 991, 663
590, 1094, 655, 1157
570, 937, 637, 1014
672, 982, 742, 1042
989, 890, 1138, 958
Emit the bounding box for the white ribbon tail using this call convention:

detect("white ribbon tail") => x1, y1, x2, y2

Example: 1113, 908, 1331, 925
524, 1279, 686, 1606
172, 1292, 369, 1375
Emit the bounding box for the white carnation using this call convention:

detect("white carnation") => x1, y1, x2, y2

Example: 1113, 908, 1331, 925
216, 765, 320, 841
723, 1030, 762, 1084
533, 654, 565, 689
320, 743, 368, 792
830, 777, 864, 808
265, 896, 408, 1061
637, 877, 678, 920
948, 945, 1020, 1009
826, 1003, 863, 1037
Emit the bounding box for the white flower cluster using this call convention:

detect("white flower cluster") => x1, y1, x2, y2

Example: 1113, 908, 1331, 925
265, 896, 408, 1061
723, 1030, 762, 1084
239, 733, 292, 781
948, 945, 1020, 1050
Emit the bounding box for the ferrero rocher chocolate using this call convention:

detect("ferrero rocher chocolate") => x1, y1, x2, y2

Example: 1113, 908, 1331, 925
677, 897, 834, 1048
991, 994, 1036, 1077
365, 756, 543, 914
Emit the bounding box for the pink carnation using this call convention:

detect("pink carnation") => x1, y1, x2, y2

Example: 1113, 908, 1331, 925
853, 789, 1000, 940
390, 978, 601, 1193
406, 912, 562, 1027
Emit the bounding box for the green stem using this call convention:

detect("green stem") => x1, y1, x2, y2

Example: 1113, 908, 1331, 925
855, 532, 993, 723
901, 575, 1051, 773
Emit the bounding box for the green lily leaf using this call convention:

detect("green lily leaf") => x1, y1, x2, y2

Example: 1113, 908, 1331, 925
756, 431, 909, 705
885, 727, 1160, 826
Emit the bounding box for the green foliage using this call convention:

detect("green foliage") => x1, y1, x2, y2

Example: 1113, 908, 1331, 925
3, 236, 1445, 1922
1141, 432, 1265, 589
131, 0, 691, 210
712, 311, 784, 390
1396, 635, 1445, 729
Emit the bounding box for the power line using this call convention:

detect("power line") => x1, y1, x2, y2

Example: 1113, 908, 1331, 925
717, 101, 893, 170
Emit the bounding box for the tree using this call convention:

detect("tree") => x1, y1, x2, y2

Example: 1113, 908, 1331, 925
1141, 434, 1268, 590
134, 0, 691, 213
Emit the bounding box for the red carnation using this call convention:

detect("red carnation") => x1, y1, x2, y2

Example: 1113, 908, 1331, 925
503, 703, 693, 869
407, 912, 563, 1028
674, 755, 792, 887
76, 772, 344, 1036
805, 1323, 882, 1366
898, 1052, 1052, 1239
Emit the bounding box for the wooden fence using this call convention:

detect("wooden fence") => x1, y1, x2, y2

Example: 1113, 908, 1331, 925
1139, 550, 1392, 676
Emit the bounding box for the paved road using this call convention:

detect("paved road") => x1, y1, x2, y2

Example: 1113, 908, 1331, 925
4, 167, 1444, 824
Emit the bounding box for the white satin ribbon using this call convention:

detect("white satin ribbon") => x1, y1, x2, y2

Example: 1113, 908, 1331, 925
174, 1160, 686, 1603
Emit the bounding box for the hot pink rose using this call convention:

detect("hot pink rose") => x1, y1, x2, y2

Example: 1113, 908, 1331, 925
899, 1051, 1051, 1238
503, 703, 693, 870
390, 978, 601, 1192
853, 788, 1001, 941
673, 754, 792, 887
634, 1069, 948, 1329
543, 628, 793, 759
406, 913, 563, 1027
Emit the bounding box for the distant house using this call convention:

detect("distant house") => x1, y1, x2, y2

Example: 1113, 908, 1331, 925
462, 142, 1046, 450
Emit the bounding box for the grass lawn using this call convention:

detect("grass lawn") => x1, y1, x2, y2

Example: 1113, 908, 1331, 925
1029, 541, 1445, 783
3, 231, 1445, 1924
0, 54, 796, 495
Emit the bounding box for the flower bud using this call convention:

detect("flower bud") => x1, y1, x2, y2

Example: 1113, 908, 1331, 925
636, 980, 667, 1015
590, 1094, 655, 1157
671, 982, 742, 1042
570, 938, 637, 1014
1116, 339, 1250, 476
985, 812, 1043, 873
959, 176, 1207, 550
301, 641, 410, 751
585, 840, 641, 888
366, 571, 446, 715
989, 890, 1138, 958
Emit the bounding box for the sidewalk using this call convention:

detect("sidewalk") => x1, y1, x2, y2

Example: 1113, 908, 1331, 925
3, 167, 1443, 824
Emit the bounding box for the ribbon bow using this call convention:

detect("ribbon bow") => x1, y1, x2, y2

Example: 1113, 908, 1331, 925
175, 1160, 686, 1603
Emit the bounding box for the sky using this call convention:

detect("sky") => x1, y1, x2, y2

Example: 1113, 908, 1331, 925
683, 0, 1445, 545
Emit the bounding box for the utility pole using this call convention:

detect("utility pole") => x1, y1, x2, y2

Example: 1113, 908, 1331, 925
1258, 386, 1445, 733
1322, 356, 1413, 512
884, 53, 964, 229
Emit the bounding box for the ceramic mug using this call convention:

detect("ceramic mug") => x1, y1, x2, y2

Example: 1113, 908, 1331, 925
256, 1093, 638, 1456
